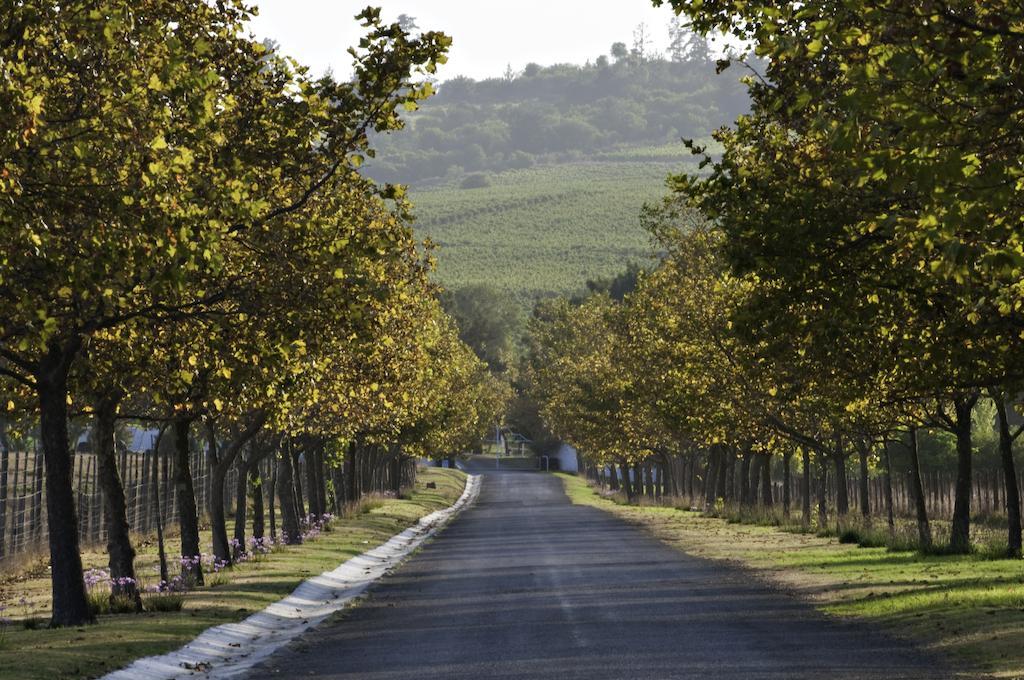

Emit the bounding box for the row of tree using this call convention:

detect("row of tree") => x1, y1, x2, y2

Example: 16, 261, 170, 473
0, 2, 505, 627
527, 1, 1024, 558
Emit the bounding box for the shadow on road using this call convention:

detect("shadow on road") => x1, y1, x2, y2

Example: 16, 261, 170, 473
248, 472, 953, 679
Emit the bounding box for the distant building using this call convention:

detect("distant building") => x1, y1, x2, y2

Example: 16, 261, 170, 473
74, 425, 162, 454
550, 443, 579, 473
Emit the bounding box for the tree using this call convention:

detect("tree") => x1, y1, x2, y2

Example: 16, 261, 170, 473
667, 17, 687, 62
656, 0, 1024, 553
397, 13, 418, 34
441, 285, 523, 373
0, 1, 449, 625
631, 23, 653, 63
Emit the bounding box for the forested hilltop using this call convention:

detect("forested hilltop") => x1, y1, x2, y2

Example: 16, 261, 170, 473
367, 27, 748, 185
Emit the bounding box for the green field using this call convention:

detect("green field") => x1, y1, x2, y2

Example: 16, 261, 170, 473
411, 148, 701, 305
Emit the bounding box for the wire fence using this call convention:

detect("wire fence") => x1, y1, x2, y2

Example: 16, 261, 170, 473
603, 461, 1022, 522
775, 467, 1022, 519
0, 446, 245, 568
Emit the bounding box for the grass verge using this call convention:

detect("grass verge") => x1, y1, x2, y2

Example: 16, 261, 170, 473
0, 467, 466, 680
557, 472, 1024, 679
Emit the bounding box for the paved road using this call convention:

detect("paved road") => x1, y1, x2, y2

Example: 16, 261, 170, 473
250, 471, 951, 679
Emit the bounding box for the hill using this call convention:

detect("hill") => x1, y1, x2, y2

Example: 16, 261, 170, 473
366, 43, 748, 306
411, 146, 700, 304
368, 50, 748, 186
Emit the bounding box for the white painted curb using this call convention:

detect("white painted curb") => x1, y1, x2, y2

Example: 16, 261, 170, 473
102, 474, 482, 680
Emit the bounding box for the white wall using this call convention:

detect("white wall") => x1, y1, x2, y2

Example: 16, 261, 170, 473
550, 443, 579, 473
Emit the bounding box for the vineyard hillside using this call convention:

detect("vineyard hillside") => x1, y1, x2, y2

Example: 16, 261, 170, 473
411, 145, 699, 305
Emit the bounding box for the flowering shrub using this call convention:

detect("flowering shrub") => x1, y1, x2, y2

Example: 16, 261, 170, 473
67, 512, 341, 618
83, 568, 109, 590
299, 513, 334, 542
145, 575, 187, 594
249, 536, 273, 557
141, 577, 186, 612
82, 568, 138, 615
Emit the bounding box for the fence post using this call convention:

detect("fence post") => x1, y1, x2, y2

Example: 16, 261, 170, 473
0, 440, 8, 560
30, 451, 43, 546
140, 451, 151, 534
13, 450, 25, 553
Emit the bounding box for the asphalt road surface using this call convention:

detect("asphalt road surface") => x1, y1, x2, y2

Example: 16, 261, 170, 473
249, 471, 951, 679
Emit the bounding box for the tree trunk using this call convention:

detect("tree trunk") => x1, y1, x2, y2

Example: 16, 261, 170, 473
344, 440, 358, 504
173, 417, 203, 585
608, 462, 620, 491
686, 452, 696, 503
389, 450, 403, 496
209, 414, 265, 564
950, 396, 976, 553
801, 448, 811, 525
305, 442, 322, 517
621, 462, 634, 501
276, 453, 301, 544
882, 441, 895, 533
994, 397, 1022, 557
291, 445, 305, 520
232, 455, 248, 558
833, 439, 849, 517
857, 439, 870, 518
330, 466, 344, 514
150, 426, 169, 585
723, 450, 734, 501
703, 447, 719, 510
93, 392, 141, 609
316, 447, 329, 513
749, 452, 764, 505
268, 451, 278, 541
251, 462, 265, 542
782, 451, 792, 518
739, 447, 753, 507
816, 454, 828, 528
37, 351, 94, 626
715, 452, 728, 501
207, 420, 230, 566
907, 429, 932, 551
759, 452, 773, 507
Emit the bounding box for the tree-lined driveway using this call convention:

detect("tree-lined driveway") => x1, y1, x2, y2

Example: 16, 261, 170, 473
250, 472, 950, 679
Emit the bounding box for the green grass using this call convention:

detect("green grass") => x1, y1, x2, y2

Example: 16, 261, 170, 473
0, 468, 466, 680
557, 472, 1024, 679
411, 147, 701, 305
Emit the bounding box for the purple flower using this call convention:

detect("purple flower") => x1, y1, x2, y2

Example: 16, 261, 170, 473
84, 568, 111, 590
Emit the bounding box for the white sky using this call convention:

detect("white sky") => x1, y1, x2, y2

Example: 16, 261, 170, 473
247, 1, 682, 81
